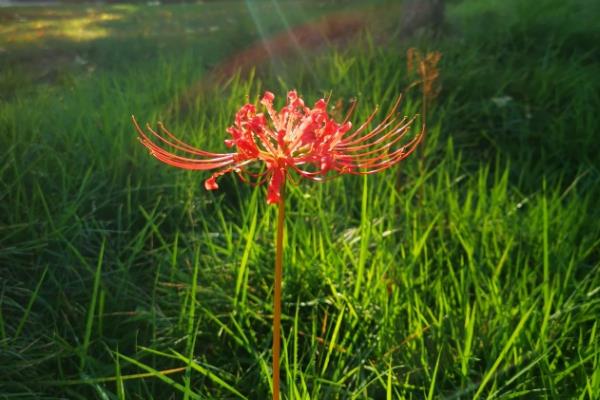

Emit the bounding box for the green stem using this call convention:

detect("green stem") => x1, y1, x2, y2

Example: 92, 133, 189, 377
273, 182, 285, 400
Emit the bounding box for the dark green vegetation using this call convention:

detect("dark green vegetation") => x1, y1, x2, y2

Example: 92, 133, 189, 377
1, 0, 599, 398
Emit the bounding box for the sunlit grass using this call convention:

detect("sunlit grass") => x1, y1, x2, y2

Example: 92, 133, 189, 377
0, 8, 127, 43
0, 0, 599, 398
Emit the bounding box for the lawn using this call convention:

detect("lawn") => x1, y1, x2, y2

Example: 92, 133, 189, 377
1, 0, 599, 398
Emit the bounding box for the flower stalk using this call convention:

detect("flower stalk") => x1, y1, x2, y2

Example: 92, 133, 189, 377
272, 178, 285, 400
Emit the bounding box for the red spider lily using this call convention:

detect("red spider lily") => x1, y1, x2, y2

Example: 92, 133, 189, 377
133, 90, 423, 204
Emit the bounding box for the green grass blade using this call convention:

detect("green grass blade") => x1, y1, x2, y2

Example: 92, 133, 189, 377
14, 265, 48, 339
117, 353, 203, 400
171, 350, 248, 400
80, 238, 105, 371
427, 347, 442, 400
473, 303, 536, 399
321, 306, 345, 376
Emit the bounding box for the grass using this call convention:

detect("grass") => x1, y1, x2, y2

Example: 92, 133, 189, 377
1, 0, 599, 398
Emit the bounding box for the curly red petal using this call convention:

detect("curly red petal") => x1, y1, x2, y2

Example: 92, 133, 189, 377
133, 90, 423, 204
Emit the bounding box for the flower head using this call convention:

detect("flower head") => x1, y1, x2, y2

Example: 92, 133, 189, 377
134, 90, 423, 204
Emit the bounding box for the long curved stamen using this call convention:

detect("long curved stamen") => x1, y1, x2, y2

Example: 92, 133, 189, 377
341, 96, 402, 144
158, 122, 231, 157
340, 107, 379, 143
135, 120, 236, 171
338, 117, 413, 151
133, 116, 228, 158
139, 136, 234, 164
341, 99, 358, 125
147, 152, 236, 170
340, 117, 416, 154
338, 126, 425, 174
339, 112, 408, 149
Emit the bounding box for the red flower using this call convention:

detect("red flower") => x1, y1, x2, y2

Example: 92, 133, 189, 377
133, 90, 423, 204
